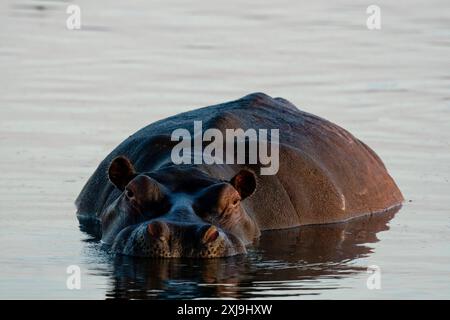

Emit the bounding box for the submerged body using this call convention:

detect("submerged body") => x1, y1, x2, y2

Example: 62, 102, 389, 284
76, 93, 403, 258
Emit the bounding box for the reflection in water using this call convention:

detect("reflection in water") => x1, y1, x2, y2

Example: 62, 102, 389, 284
81, 207, 399, 299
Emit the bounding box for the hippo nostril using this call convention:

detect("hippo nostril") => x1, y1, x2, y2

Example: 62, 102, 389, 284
201, 225, 219, 244
147, 221, 170, 241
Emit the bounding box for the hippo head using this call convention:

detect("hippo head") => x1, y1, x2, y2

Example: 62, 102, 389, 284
99, 156, 259, 258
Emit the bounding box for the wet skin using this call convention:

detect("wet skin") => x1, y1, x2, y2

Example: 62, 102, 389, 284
76, 93, 403, 258
105, 206, 398, 299
100, 157, 258, 258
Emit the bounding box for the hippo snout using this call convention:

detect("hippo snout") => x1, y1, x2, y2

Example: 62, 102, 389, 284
111, 220, 247, 258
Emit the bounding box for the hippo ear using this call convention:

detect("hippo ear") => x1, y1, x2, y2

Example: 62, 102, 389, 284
108, 156, 136, 191
230, 169, 257, 199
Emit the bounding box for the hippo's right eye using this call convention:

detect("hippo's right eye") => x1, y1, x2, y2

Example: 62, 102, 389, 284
125, 189, 134, 199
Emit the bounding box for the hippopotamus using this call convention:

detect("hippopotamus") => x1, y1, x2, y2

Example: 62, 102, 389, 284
76, 92, 403, 258
108, 206, 398, 299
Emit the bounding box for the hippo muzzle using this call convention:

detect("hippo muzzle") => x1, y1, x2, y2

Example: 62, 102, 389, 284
97, 157, 259, 258
111, 220, 247, 258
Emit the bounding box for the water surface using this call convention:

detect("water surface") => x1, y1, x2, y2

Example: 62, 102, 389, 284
0, 0, 449, 299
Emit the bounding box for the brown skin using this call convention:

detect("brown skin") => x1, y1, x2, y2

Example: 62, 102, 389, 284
76, 92, 403, 258
101, 157, 258, 258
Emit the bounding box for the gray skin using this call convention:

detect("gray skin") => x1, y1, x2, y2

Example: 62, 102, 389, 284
76, 92, 403, 258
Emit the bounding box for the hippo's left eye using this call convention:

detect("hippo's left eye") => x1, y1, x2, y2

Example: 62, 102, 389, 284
231, 198, 240, 206
125, 189, 134, 200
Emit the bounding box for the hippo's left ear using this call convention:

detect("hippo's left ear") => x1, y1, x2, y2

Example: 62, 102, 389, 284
108, 156, 136, 191
230, 169, 257, 200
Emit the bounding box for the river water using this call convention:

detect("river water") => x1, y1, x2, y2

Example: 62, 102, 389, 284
0, 0, 449, 299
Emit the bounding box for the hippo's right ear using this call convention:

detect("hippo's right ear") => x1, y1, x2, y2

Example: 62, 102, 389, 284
108, 156, 136, 191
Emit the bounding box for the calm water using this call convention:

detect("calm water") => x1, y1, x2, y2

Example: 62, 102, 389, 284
0, 0, 449, 299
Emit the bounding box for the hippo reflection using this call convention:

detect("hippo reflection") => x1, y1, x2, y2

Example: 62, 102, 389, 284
104, 207, 398, 299
76, 93, 403, 258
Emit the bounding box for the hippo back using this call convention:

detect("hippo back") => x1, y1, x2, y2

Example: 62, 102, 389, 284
75, 93, 403, 230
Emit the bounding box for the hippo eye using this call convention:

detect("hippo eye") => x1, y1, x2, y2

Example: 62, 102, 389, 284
232, 198, 240, 206
125, 189, 134, 199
